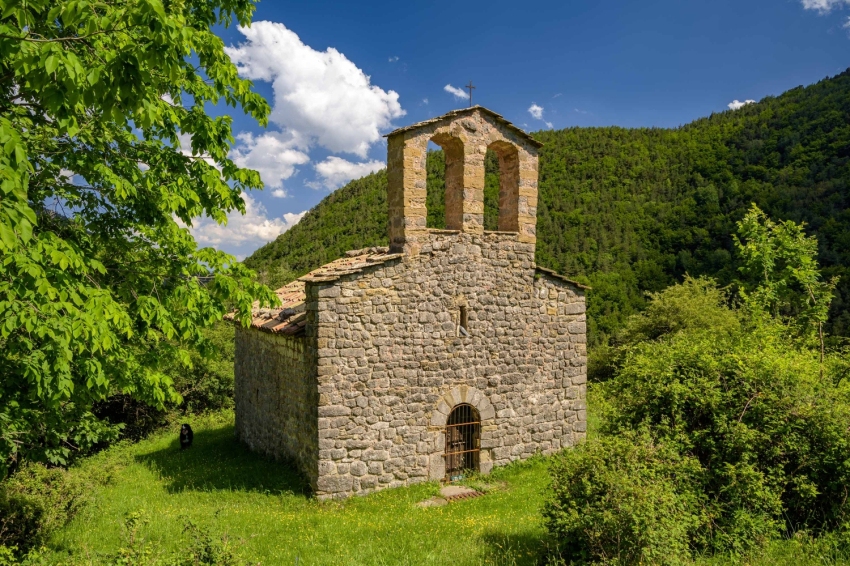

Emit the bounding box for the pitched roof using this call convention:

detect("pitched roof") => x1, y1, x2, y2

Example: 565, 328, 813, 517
384, 106, 543, 148
231, 247, 402, 335
231, 249, 587, 336
535, 266, 592, 290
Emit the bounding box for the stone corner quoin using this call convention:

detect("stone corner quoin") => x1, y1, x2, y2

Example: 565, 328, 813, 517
233, 106, 588, 500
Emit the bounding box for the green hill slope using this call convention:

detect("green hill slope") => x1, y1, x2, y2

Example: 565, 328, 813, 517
245, 69, 850, 344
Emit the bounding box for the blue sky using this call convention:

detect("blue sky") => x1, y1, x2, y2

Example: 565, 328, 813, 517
188, 0, 850, 259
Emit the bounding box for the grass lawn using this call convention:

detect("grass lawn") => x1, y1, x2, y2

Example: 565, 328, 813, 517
45, 411, 552, 565
42, 407, 850, 565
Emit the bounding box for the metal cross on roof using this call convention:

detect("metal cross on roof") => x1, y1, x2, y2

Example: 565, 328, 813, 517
465, 81, 475, 107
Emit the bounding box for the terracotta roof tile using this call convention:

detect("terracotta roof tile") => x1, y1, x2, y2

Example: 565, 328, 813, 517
229, 247, 401, 335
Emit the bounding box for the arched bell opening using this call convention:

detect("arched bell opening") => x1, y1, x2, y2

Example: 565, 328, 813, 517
427, 133, 465, 231
425, 141, 446, 229
483, 149, 501, 231
445, 403, 480, 480
487, 140, 520, 233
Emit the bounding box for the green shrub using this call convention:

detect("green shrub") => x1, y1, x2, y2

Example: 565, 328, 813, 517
590, 276, 739, 382
605, 323, 850, 549
0, 464, 83, 552
559, 271, 850, 559
543, 431, 705, 565
103, 511, 245, 566
174, 518, 243, 566
0, 461, 114, 556
615, 276, 740, 345
0, 545, 18, 566
106, 511, 157, 566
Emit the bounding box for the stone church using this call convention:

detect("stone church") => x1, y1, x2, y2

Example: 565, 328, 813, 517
234, 106, 588, 500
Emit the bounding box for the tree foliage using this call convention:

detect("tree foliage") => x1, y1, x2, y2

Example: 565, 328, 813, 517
735, 204, 837, 358
0, 0, 277, 476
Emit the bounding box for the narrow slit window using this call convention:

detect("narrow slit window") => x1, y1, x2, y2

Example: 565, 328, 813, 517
459, 306, 469, 337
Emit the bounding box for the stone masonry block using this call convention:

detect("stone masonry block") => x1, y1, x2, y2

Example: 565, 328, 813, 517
429, 454, 446, 481
317, 475, 353, 493
318, 405, 351, 417
446, 387, 462, 407
431, 411, 447, 427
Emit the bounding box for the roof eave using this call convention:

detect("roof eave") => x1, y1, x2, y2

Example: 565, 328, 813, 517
383, 106, 544, 148
535, 266, 591, 291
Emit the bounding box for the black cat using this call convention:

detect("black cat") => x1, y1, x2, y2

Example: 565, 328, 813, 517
180, 423, 194, 450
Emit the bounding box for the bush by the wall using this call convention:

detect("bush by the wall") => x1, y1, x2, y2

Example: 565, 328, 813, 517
174, 322, 236, 415
543, 430, 705, 565
547, 272, 850, 563
606, 321, 850, 549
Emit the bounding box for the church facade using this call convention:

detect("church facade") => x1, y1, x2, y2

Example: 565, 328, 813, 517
233, 106, 587, 500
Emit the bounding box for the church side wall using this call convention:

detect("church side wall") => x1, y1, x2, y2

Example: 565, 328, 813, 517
234, 326, 319, 488
313, 231, 586, 500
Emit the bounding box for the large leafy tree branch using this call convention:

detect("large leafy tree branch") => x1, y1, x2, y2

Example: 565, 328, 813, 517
735, 204, 838, 364
0, 0, 277, 475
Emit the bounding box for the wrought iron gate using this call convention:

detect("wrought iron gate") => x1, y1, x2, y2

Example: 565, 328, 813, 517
445, 403, 480, 480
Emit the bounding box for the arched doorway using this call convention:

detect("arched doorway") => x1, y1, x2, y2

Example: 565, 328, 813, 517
445, 403, 480, 480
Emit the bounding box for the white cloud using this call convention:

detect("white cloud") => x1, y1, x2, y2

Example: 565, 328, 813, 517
314, 156, 385, 189
574, 108, 588, 115
545, 121, 554, 129
388, 56, 399, 62
422, 98, 429, 104
281, 211, 307, 227
177, 129, 311, 194
552, 93, 563, 98
800, 0, 850, 13
528, 103, 544, 120
229, 131, 310, 193
185, 194, 306, 248
728, 99, 756, 110
844, 15, 850, 28
226, 21, 405, 158
444, 84, 467, 99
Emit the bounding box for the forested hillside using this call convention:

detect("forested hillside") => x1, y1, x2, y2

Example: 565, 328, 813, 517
245, 69, 850, 344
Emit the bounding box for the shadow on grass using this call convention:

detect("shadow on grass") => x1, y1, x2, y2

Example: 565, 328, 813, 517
480, 531, 552, 566
135, 423, 309, 496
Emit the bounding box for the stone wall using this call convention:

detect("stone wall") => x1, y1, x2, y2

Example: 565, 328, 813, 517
234, 326, 319, 488
312, 231, 586, 499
